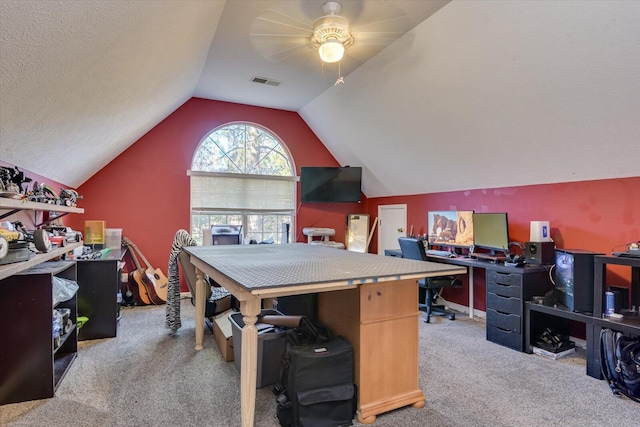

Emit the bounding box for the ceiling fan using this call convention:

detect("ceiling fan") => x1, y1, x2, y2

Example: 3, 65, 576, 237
249, 0, 414, 66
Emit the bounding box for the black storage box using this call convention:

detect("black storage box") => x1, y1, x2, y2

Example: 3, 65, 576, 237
229, 309, 288, 388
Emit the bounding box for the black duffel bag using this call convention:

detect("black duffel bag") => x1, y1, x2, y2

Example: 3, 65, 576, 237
600, 328, 640, 402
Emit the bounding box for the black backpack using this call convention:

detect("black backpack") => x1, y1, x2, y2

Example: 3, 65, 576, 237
273, 319, 356, 427
599, 328, 640, 402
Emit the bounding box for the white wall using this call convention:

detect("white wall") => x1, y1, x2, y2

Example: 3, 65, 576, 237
300, 0, 640, 198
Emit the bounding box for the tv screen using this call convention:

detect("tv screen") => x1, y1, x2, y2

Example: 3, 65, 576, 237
300, 167, 362, 203
472, 212, 509, 254
427, 210, 474, 248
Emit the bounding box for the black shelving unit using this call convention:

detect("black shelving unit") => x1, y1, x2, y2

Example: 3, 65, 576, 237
0, 261, 78, 404
525, 254, 640, 379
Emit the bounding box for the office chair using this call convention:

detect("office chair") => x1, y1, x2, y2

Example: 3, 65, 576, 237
398, 237, 462, 323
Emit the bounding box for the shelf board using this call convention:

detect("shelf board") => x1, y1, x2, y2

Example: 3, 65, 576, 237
0, 241, 83, 281
0, 198, 84, 214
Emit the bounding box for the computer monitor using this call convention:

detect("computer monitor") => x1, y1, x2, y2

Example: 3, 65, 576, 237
211, 224, 243, 245
472, 212, 509, 255
427, 210, 474, 248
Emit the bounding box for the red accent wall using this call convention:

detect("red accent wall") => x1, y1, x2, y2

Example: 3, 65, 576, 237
365, 177, 640, 311
8, 101, 637, 310
66, 98, 364, 289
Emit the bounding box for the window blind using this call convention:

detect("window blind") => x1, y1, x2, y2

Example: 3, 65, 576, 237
188, 171, 297, 213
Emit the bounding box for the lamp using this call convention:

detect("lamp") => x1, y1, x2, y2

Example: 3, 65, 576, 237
318, 38, 344, 63
313, 2, 353, 64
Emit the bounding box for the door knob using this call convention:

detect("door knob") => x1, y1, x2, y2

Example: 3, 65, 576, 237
397, 227, 404, 233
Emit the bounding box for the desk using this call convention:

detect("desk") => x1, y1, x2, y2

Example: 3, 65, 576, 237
184, 243, 466, 426
423, 255, 552, 351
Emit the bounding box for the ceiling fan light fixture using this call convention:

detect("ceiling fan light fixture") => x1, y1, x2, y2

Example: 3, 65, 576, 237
312, 2, 353, 64
318, 38, 344, 63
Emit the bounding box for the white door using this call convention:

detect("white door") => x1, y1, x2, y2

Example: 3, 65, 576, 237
377, 204, 407, 255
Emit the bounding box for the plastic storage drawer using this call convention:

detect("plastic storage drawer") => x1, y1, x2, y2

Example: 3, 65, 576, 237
487, 324, 523, 351
229, 309, 288, 388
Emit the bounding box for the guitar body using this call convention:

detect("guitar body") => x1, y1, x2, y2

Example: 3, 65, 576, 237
130, 270, 152, 305
123, 236, 166, 305
140, 270, 165, 305
147, 267, 168, 302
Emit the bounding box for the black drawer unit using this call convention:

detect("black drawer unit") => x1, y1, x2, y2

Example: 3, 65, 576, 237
486, 267, 552, 352
487, 324, 523, 350
486, 307, 521, 333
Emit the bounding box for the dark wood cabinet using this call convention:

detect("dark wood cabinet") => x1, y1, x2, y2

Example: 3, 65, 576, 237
76, 249, 126, 340
0, 261, 78, 404
485, 267, 553, 351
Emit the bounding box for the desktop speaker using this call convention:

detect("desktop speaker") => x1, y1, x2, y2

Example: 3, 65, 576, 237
525, 241, 555, 265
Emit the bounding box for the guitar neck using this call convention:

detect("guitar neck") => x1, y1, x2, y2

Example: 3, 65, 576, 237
124, 239, 145, 273
130, 241, 154, 270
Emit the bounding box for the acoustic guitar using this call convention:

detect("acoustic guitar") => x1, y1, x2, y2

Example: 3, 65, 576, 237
127, 239, 168, 303
123, 238, 163, 305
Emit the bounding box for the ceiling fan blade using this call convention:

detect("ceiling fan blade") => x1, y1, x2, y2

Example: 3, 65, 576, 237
250, 9, 312, 37
344, 32, 416, 65
255, 39, 315, 63
351, 14, 412, 35
250, 8, 314, 62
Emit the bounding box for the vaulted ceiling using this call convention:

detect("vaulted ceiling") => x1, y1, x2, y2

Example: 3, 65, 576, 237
1, 1, 638, 197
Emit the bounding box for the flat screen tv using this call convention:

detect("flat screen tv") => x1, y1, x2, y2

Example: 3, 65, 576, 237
427, 210, 474, 248
300, 166, 362, 203
472, 212, 509, 254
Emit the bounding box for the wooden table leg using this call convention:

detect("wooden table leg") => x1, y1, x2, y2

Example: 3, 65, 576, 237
240, 298, 261, 427
194, 267, 206, 351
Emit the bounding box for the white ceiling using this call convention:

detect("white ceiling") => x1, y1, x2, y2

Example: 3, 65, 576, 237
1, 0, 638, 195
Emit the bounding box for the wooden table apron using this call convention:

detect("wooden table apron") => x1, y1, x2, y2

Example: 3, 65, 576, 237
184, 244, 466, 427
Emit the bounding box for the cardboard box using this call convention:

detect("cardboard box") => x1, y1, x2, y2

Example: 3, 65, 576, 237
213, 309, 234, 362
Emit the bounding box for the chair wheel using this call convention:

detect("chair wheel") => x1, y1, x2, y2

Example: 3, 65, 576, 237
448, 313, 455, 320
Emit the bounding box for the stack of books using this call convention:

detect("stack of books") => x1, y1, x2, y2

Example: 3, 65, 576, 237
532, 342, 576, 360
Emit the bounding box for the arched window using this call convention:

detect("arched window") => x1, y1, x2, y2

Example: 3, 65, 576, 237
189, 123, 296, 245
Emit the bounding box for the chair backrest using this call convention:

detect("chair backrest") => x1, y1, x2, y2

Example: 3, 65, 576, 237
398, 237, 428, 261
178, 250, 212, 301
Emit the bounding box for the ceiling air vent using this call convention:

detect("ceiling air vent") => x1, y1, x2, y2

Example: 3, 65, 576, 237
251, 76, 281, 87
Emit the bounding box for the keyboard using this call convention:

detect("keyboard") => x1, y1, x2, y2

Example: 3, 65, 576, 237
425, 249, 452, 257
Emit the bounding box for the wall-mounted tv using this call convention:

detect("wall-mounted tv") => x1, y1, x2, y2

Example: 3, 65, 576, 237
300, 166, 362, 203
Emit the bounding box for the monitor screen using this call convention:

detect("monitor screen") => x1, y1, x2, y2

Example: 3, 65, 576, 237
472, 212, 509, 254
300, 166, 362, 203
427, 210, 474, 248
211, 224, 242, 245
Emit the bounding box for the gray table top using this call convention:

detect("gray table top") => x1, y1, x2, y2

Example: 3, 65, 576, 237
184, 243, 465, 291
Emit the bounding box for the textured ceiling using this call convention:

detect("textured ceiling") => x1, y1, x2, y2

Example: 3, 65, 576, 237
1, 0, 225, 187
1, 0, 639, 195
